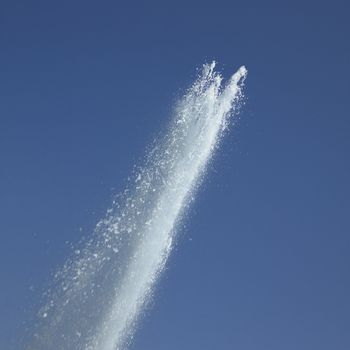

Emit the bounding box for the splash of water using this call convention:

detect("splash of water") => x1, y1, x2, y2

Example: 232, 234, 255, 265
29, 62, 247, 350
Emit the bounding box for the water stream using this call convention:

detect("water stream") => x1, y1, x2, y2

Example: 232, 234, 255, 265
29, 62, 247, 350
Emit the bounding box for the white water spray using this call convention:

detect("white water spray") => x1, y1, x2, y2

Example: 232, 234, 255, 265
29, 62, 247, 350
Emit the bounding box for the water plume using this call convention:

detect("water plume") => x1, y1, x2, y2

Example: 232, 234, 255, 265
29, 62, 247, 350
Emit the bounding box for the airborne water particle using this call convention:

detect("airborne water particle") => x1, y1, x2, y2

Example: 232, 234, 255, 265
31, 62, 247, 350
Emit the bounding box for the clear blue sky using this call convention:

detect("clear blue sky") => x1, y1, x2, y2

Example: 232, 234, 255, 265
1, 0, 349, 349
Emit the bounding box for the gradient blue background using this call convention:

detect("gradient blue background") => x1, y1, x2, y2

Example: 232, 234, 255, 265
1, 0, 349, 349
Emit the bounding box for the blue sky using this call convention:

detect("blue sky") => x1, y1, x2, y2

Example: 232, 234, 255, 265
1, 0, 349, 349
